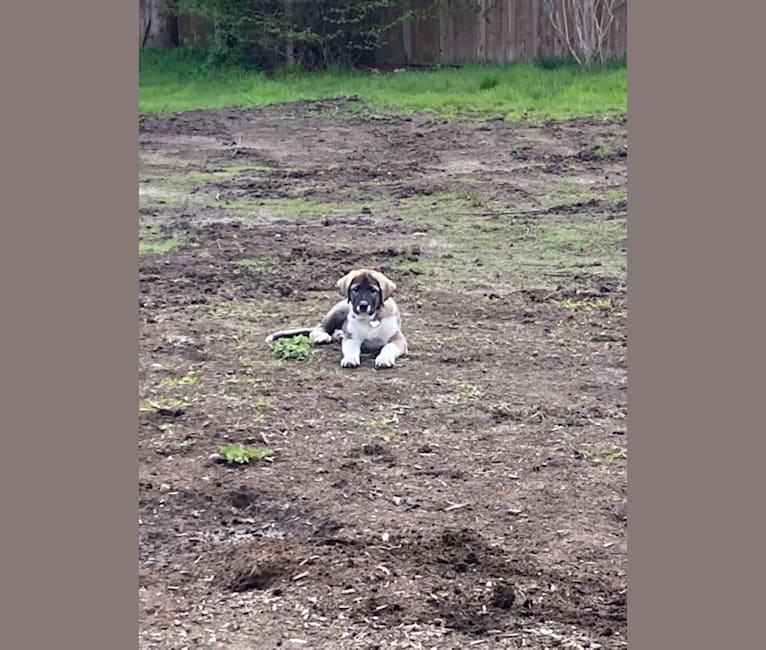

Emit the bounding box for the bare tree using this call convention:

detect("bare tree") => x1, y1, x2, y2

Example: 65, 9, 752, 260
140, 0, 179, 48
544, 0, 625, 67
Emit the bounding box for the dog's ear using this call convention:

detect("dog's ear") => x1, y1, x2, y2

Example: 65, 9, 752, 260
369, 270, 396, 303
336, 270, 359, 300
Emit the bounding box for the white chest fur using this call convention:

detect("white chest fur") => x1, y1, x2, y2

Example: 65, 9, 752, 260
346, 314, 399, 348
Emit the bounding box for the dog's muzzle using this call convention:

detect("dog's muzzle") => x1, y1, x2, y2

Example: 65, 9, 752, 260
355, 301, 374, 316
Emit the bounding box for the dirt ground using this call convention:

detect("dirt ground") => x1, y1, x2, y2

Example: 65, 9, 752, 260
139, 98, 627, 650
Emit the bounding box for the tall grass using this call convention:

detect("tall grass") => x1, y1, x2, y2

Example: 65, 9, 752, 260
139, 48, 626, 121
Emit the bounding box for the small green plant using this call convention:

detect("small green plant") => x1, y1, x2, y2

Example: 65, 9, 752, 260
578, 445, 627, 463
452, 380, 482, 401
217, 443, 274, 464
363, 416, 398, 442
465, 190, 484, 208
139, 398, 188, 415
161, 370, 199, 387
251, 397, 273, 411
232, 258, 262, 267
598, 141, 613, 158
551, 296, 612, 310
602, 447, 627, 463
272, 335, 313, 361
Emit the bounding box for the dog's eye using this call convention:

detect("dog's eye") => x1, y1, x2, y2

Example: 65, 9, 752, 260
369, 286, 379, 293
350, 286, 359, 293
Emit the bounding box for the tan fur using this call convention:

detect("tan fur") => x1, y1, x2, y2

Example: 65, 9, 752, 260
337, 268, 396, 303
266, 268, 408, 369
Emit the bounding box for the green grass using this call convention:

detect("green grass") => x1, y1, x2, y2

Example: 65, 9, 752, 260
536, 222, 617, 254
139, 233, 185, 254
254, 196, 366, 217
140, 48, 626, 121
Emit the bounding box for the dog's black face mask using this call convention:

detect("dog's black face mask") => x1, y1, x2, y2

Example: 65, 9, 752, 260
348, 280, 381, 317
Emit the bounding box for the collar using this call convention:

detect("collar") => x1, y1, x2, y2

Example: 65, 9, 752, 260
350, 309, 381, 328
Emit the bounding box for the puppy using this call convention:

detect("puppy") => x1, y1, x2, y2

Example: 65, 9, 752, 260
265, 268, 408, 369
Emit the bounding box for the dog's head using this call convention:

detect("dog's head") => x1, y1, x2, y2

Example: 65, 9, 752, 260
336, 268, 396, 318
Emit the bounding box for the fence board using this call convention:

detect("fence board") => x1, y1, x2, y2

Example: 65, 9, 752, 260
177, 16, 209, 47
388, 0, 627, 65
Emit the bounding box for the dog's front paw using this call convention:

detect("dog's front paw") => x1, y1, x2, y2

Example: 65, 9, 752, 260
341, 356, 360, 368
374, 353, 397, 369
310, 330, 332, 345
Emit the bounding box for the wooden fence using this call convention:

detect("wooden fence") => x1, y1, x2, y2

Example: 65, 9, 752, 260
140, 1, 627, 65
377, 0, 627, 65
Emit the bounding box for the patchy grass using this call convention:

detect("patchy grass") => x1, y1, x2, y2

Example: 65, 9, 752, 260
364, 416, 399, 433
602, 447, 627, 462
232, 258, 262, 267
160, 373, 200, 388
139, 224, 186, 254
451, 380, 483, 401
598, 141, 613, 158
139, 229, 185, 254
232, 256, 281, 268
535, 220, 623, 255
362, 417, 399, 444
253, 196, 366, 218
605, 187, 627, 203
251, 397, 273, 412
180, 296, 332, 330
141, 162, 276, 187
140, 48, 626, 121
386, 189, 625, 291
139, 238, 184, 254
536, 179, 626, 209
138, 175, 368, 218
139, 398, 188, 416
551, 296, 613, 310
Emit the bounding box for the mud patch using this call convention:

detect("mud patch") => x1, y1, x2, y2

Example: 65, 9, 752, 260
140, 99, 627, 649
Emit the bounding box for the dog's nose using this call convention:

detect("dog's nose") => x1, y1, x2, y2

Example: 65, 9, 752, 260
358, 301, 369, 310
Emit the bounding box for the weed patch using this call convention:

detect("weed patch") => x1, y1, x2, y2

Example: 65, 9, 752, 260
272, 335, 313, 361
217, 443, 274, 464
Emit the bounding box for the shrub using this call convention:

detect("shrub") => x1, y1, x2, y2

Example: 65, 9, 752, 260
174, 0, 430, 69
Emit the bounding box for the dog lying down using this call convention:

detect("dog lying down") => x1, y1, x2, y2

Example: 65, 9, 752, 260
265, 268, 408, 369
